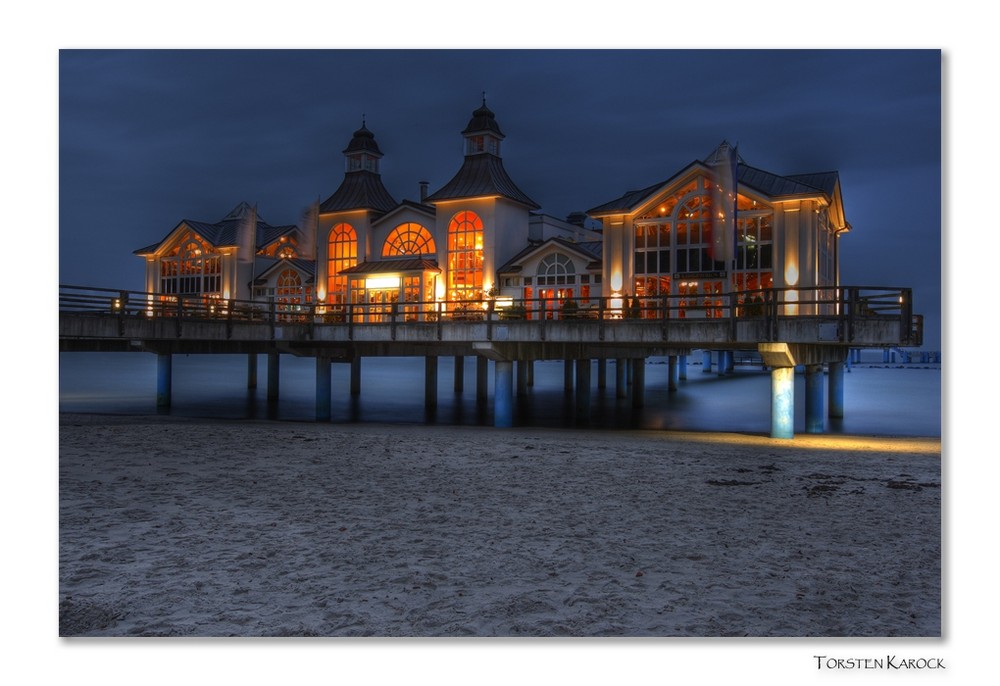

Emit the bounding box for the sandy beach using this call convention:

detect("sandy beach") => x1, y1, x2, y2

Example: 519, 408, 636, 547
59, 413, 940, 637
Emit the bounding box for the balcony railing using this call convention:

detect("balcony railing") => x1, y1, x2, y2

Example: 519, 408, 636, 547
59, 284, 922, 346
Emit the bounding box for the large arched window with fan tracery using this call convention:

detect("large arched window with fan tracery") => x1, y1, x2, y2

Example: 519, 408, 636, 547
382, 223, 436, 257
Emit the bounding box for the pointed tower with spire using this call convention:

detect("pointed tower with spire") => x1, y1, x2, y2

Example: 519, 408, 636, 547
425, 98, 540, 302
317, 121, 398, 305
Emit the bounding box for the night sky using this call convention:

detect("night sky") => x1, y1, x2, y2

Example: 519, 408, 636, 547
58, 49, 942, 348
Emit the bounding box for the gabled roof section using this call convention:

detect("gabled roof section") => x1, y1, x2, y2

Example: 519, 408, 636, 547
424, 154, 540, 209
497, 237, 603, 274
588, 152, 841, 217
737, 164, 833, 199
319, 171, 398, 214
133, 202, 296, 255
371, 199, 436, 227
253, 257, 316, 284
784, 171, 840, 196
586, 162, 707, 216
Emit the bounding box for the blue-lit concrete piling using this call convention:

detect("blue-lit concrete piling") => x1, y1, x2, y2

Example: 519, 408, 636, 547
668, 355, 679, 392
517, 359, 528, 396
527, 360, 535, 387
770, 366, 795, 439
156, 353, 172, 408
616, 358, 627, 398
454, 355, 464, 392
717, 351, 727, 377
267, 353, 280, 401
575, 359, 591, 418
632, 358, 645, 408
679, 355, 687, 380
425, 356, 438, 410
804, 364, 824, 433
494, 360, 513, 428
247, 353, 257, 389
476, 356, 489, 403
316, 356, 332, 422
828, 361, 845, 418
702, 350, 713, 373
564, 360, 574, 393
597, 358, 607, 389
350, 358, 361, 396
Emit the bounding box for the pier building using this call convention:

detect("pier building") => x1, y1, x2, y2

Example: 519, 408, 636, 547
71, 100, 921, 438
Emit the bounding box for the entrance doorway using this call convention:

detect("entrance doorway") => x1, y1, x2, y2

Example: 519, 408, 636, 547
677, 279, 725, 318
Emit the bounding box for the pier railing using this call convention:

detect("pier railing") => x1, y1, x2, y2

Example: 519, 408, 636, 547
58, 284, 922, 347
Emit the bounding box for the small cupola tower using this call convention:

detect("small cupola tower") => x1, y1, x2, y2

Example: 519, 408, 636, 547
462, 96, 504, 157
344, 119, 383, 173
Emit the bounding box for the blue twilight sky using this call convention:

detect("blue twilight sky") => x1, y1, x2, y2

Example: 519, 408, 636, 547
58, 49, 942, 347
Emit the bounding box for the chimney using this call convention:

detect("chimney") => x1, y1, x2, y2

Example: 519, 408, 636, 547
565, 211, 587, 228
419, 181, 429, 202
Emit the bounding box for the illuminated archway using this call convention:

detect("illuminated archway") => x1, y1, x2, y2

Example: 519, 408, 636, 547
327, 223, 357, 305
447, 211, 483, 302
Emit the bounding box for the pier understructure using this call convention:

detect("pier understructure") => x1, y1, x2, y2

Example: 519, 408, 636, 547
60, 286, 922, 439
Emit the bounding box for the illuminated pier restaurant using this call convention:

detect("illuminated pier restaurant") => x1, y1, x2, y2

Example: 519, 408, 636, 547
59, 100, 923, 438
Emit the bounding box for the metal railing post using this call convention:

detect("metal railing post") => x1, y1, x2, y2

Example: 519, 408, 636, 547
539, 299, 546, 341
598, 296, 605, 341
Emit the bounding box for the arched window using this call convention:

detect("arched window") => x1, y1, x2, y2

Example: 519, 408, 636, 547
382, 223, 436, 257
536, 253, 576, 284
159, 233, 220, 296
447, 211, 483, 302
277, 269, 301, 293
327, 223, 357, 305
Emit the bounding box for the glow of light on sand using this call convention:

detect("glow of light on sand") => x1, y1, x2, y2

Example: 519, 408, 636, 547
649, 431, 940, 455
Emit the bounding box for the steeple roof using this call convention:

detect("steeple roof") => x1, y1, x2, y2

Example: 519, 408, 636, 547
423, 154, 539, 209
319, 172, 398, 214
425, 100, 538, 208
343, 122, 383, 156
320, 123, 397, 214
461, 98, 505, 138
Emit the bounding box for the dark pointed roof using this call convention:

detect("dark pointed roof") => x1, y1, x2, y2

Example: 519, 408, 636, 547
320, 123, 396, 214
462, 99, 505, 138
424, 154, 540, 209
134, 202, 296, 255
319, 171, 398, 214
343, 123, 383, 156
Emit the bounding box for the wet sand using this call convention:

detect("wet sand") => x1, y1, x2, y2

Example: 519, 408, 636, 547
59, 413, 940, 637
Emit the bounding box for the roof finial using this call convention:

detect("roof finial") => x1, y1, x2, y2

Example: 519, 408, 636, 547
362, 113, 366, 127
482, 91, 486, 106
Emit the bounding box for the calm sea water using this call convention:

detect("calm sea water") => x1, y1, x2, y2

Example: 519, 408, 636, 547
58, 352, 941, 437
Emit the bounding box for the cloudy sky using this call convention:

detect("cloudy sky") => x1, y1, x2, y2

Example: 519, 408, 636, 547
58, 49, 941, 345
